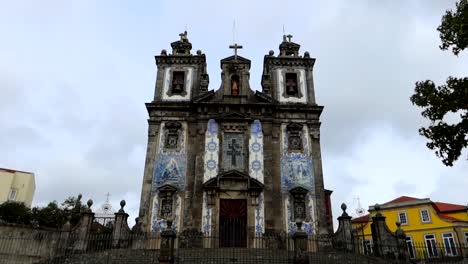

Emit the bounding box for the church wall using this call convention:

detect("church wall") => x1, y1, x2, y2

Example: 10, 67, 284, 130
138, 122, 160, 232
149, 121, 188, 233
309, 125, 329, 237
261, 122, 283, 232
280, 123, 316, 236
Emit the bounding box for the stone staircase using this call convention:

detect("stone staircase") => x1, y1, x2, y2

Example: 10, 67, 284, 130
176, 248, 293, 264
33, 248, 398, 264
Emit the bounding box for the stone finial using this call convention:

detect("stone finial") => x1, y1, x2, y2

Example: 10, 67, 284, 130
340, 203, 349, 217
304, 51, 310, 58
161, 49, 167, 56
119, 200, 126, 213
78, 193, 82, 200
374, 203, 383, 217
268, 50, 274, 56
87, 199, 93, 208
196, 50, 202, 55
341, 203, 347, 211
395, 221, 406, 238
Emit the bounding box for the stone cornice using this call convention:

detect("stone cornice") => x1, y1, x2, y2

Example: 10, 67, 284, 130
155, 55, 206, 66
264, 56, 316, 67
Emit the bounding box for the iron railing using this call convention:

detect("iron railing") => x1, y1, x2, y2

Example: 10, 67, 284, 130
0, 233, 467, 264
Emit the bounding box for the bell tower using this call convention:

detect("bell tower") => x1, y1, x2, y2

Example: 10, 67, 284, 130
260, 35, 328, 238
138, 32, 209, 233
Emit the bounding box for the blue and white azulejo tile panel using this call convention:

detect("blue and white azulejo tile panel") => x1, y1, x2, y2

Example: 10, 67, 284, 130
203, 119, 219, 183
280, 124, 314, 193
249, 120, 264, 183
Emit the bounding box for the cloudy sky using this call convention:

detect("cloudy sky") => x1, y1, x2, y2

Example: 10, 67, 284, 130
1, 0, 467, 226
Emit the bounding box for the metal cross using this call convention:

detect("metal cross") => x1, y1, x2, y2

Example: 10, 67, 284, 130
105, 192, 111, 203
286, 34, 293, 42
227, 139, 241, 167
229, 43, 243, 60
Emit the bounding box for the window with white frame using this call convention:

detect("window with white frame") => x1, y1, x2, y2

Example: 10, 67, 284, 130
398, 212, 408, 225
8, 188, 17, 201
424, 234, 438, 258
420, 209, 431, 223
405, 236, 415, 259
442, 233, 457, 256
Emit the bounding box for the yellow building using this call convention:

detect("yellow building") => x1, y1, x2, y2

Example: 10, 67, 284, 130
352, 196, 468, 259
0, 167, 36, 207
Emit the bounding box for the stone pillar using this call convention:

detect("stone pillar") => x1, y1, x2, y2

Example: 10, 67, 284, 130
112, 200, 130, 248
332, 203, 353, 252
394, 222, 408, 261
74, 199, 95, 251
370, 204, 397, 258
159, 220, 176, 264
293, 221, 309, 264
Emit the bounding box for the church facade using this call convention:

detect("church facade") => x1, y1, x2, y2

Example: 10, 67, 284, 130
138, 32, 331, 244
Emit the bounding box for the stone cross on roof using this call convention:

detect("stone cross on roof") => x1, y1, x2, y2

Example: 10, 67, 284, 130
229, 43, 243, 60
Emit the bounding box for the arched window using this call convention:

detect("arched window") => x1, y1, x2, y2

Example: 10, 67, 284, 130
231, 75, 240, 96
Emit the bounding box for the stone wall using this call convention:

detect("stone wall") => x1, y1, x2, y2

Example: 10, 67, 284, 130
0, 223, 63, 264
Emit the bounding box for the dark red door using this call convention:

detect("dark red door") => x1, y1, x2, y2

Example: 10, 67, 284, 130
219, 199, 247, 247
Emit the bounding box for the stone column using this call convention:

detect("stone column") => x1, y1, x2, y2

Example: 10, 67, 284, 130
73, 199, 95, 252
332, 203, 353, 252
159, 220, 176, 264
293, 221, 309, 264
112, 200, 130, 248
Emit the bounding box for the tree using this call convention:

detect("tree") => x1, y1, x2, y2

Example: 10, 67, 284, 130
411, 0, 468, 166
31, 201, 67, 228
0, 201, 32, 225
0, 194, 86, 228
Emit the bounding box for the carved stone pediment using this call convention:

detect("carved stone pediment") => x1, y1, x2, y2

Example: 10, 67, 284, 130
203, 170, 264, 193
218, 111, 250, 121
158, 184, 178, 195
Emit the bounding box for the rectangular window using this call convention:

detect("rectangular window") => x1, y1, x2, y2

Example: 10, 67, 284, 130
465, 232, 468, 244
420, 209, 431, 223
398, 212, 408, 225
405, 236, 415, 259
8, 189, 17, 201
362, 240, 373, 256
424, 234, 438, 258
442, 233, 457, 256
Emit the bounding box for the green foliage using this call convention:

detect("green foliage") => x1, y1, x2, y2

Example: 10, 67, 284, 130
0, 194, 85, 228
438, 0, 468, 55
0, 201, 32, 225
411, 0, 468, 166
31, 201, 67, 228
411, 78, 468, 166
